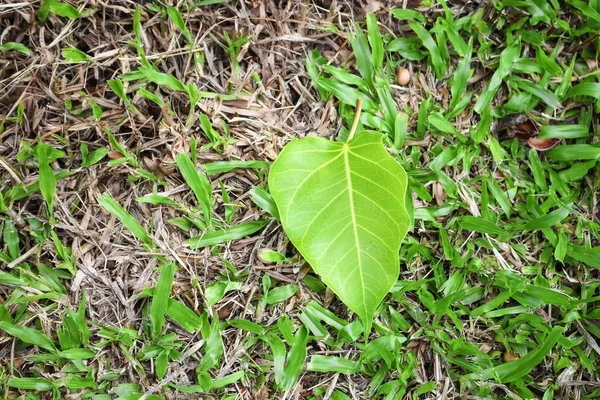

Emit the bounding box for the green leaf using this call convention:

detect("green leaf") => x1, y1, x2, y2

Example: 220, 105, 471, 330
269, 132, 410, 334
64, 374, 96, 389
166, 299, 203, 332
348, 27, 374, 89
33, 141, 57, 218
38, 0, 54, 23
81, 145, 109, 167
524, 208, 570, 230
474, 41, 520, 114
449, 45, 472, 111
62, 48, 93, 63
212, 371, 245, 389
108, 79, 129, 104
464, 326, 563, 383
529, 149, 548, 191
176, 153, 213, 226
9, 378, 53, 391
137, 88, 164, 107
366, 13, 383, 72
390, 9, 425, 22
459, 216, 507, 236
133, 7, 143, 45
166, 6, 193, 44
156, 351, 168, 379
57, 348, 96, 359
283, 326, 309, 391
228, 319, 264, 334
50, 1, 81, 19
265, 284, 298, 304
185, 220, 268, 249
568, 246, 600, 270
513, 79, 561, 108
409, 22, 445, 78
316, 78, 376, 111
4, 220, 20, 260
137, 193, 179, 207
203, 160, 269, 175
250, 187, 280, 219
307, 355, 361, 374
547, 145, 600, 161
0, 42, 32, 55
429, 113, 461, 137
0, 321, 56, 353
139, 67, 186, 92
559, 160, 597, 181
566, 82, 600, 99
98, 193, 152, 246
538, 124, 589, 139
151, 263, 176, 339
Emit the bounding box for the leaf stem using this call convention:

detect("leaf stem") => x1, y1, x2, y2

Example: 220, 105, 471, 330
347, 99, 363, 142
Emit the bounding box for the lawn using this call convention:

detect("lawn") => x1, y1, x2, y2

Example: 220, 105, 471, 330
0, 0, 599, 399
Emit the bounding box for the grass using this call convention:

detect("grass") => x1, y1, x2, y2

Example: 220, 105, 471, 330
0, 0, 599, 399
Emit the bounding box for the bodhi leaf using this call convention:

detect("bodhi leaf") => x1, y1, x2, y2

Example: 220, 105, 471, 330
269, 131, 409, 334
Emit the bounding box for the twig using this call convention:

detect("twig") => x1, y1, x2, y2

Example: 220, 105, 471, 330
6, 243, 42, 269
347, 99, 363, 141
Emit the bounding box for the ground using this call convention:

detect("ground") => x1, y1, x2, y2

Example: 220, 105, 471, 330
0, 0, 599, 399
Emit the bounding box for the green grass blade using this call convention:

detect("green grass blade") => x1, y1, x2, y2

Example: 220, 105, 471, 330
348, 27, 374, 88
464, 326, 563, 383
166, 5, 193, 43
166, 299, 204, 333
307, 355, 361, 373
33, 141, 57, 219
108, 79, 129, 104
566, 82, 600, 99
185, 220, 267, 249
212, 371, 245, 389
0, 42, 32, 55
409, 22, 445, 78
0, 321, 56, 353
538, 124, 589, 139
487, 176, 512, 217
139, 66, 186, 92
459, 216, 507, 236
265, 284, 297, 304
524, 207, 570, 230
390, 9, 425, 22
203, 160, 269, 175
283, 326, 308, 391
250, 187, 280, 219
547, 144, 600, 161
176, 153, 213, 225
450, 42, 472, 111
512, 79, 561, 108
98, 193, 152, 246
266, 335, 286, 387
528, 149, 548, 191
474, 41, 520, 114
62, 48, 93, 63
366, 13, 383, 72
4, 220, 20, 260
316, 78, 377, 111
9, 378, 53, 391
151, 263, 176, 339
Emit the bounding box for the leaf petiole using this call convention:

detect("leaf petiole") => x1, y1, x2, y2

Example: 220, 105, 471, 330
347, 99, 363, 141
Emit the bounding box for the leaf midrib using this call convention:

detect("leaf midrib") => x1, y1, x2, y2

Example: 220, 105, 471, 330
343, 144, 367, 318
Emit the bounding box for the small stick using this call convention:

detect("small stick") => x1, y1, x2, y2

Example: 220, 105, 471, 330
347, 99, 363, 141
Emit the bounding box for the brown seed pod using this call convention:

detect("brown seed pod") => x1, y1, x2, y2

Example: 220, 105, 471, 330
528, 137, 560, 151
396, 67, 411, 86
